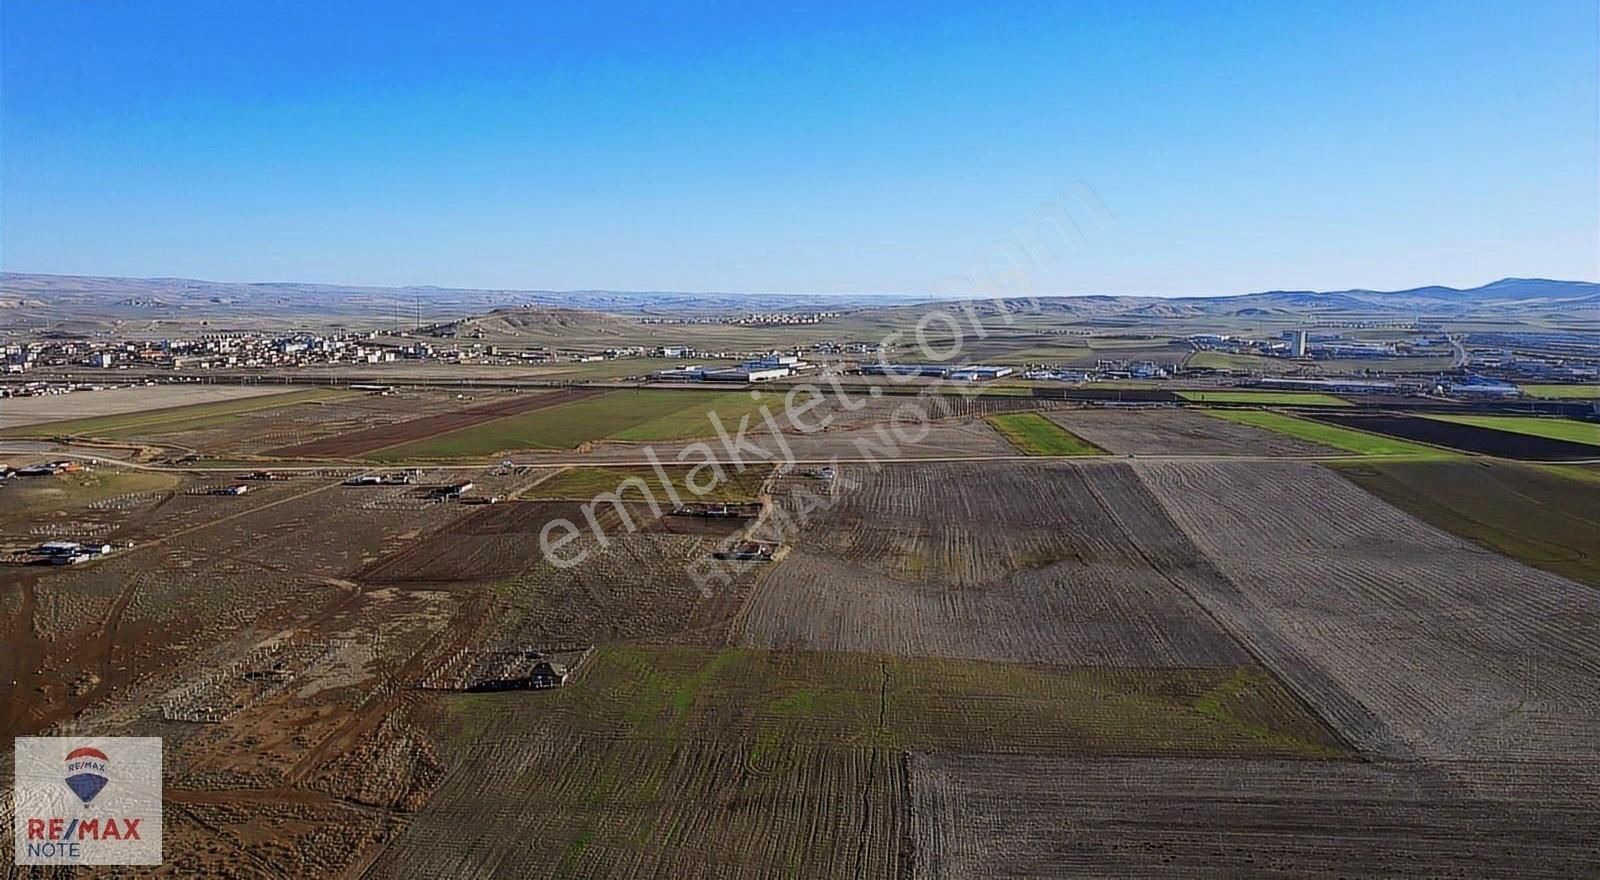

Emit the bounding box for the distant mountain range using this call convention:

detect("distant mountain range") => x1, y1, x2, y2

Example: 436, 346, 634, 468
1, 272, 1596, 332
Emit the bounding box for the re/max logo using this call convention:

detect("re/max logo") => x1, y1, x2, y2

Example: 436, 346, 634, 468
26, 817, 144, 841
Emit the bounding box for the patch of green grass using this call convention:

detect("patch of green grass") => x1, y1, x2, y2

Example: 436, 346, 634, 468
1205, 409, 1446, 456
610, 391, 777, 441
987, 412, 1104, 455
0, 389, 349, 440
1519, 384, 1600, 399
371, 389, 778, 459
515, 646, 1350, 759
0, 468, 181, 520
1178, 390, 1351, 406
1425, 414, 1600, 448
1186, 351, 1298, 373
521, 465, 768, 501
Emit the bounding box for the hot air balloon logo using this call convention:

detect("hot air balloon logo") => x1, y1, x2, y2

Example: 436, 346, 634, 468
63, 746, 110, 805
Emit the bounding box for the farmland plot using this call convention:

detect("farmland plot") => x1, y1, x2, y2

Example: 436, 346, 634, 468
169, 389, 474, 456
356, 501, 643, 585
366, 736, 908, 880
1333, 460, 1600, 587
365, 645, 1344, 878
735, 463, 1252, 667
1135, 460, 1600, 764
272, 388, 594, 458
909, 754, 1600, 879
1046, 407, 1334, 455
496, 532, 754, 646
921, 393, 1067, 420
1310, 412, 1600, 460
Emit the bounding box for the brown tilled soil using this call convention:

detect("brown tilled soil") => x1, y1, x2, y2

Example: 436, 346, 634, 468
734, 462, 1253, 667
1135, 459, 1600, 764
355, 500, 651, 584
909, 754, 1600, 879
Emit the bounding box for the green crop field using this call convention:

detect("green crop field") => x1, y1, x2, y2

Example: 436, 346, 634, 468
451, 646, 1351, 760
1204, 409, 1445, 456
1186, 351, 1299, 373
0, 388, 349, 439
1519, 384, 1600, 399
386, 646, 1347, 877
1426, 414, 1600, 448
0, 468, 180, 519
370, 389, 777, 459
1178, 390, 1351, 406
987, 412, 1104, 455
522, 465, 770, 502
610, 390, 778, 441
1334, 460, 1600, 588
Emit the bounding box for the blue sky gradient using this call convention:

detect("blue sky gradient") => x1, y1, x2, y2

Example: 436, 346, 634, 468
2, 1, 1596, 295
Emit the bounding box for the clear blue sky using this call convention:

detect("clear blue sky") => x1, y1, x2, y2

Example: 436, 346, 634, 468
2, 1, 1596, 295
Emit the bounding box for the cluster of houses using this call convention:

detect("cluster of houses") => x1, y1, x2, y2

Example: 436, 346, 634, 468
637, 311, 840, 326
4, 332, 408, 373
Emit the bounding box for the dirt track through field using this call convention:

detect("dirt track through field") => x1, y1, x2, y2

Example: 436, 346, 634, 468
268, 388, 602, 457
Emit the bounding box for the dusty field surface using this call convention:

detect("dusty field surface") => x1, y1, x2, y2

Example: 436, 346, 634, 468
560, 416, 1018, 464
1135, 460, 1600, 764
1334, 459, 1600, 587
910, 754, 1600, 879
496, 532, 757, 647
1046, 406, 1334, 455
0, 384, 293, 429
357, 499, 683, 590
10, 402, 1599, 877
0, 469, 483, 737
1310, 411, 1600, 460
366, 736, 907, 880
736, 462, 1251, 667
362, 645, 1344, 879
270, 387, 597, 457
150, 388, 480, 457
0, 463, 496, 876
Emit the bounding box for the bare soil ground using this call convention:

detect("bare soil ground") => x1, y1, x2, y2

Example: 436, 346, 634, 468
735, 462, 1252, 667
1332, 459, 1600, 587
495, 531, 757, 647
909, 754, 1600, 879
1135, 460, 1600, 765
0, 384, 293, 429
1046, 406, 1334, 455
156, 389, 479, 457
354, 500, 633, 585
